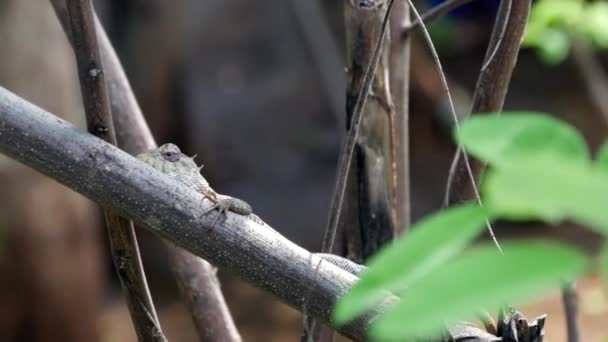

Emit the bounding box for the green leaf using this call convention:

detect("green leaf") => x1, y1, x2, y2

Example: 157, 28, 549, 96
483, 158, 608, 233
456, 112, 589, 167
371, 242, 587, 340
334, 203, 488, 324
537, 28, 571, 65
528, 0, 583, 29
581, 2, 608, 48
595, 142, 608, 173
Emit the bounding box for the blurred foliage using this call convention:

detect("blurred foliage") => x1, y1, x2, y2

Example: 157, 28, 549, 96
524, 0, 608, 64
334, 112, 608, 340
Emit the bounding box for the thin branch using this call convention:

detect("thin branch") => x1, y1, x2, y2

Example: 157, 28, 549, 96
322, 0, 396, 263
442, 0, 530, 251
65, 1, 165, 340
390, 0, 412, 232
404, 0, 503, 253
571, 38, 608, 127
0, 86, 507, 342
400, 0, 477, 39
562, 282, 580, 342
302, 1, 397, 339
49, 2, 242, 340
443, 0, 530, 206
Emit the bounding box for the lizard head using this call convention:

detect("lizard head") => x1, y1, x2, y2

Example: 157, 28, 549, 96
137, 143, 202, 179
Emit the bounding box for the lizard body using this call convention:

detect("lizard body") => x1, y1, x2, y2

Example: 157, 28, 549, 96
137, 143, 364, 274
137, 143, 252, 221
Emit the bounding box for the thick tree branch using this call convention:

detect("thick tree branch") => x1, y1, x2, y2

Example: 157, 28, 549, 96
0, 87, 529, 342
0, 88, 375, 340
49, 1, 242, 340
65, 1, 165, 340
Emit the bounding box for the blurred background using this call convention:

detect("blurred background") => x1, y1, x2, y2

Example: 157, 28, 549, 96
0, 0, 607, 341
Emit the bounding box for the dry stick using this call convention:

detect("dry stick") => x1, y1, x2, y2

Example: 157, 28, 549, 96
301, 1, 397, 340
390, 0, 412, 232
64, 1, 166, 341
444, 0, 530, 206
50, 2, 242, 341
0, 87, 508, 342
322, 0, 396, 270
571, 38, 608, 127
402, 0, 503, 253
400, 0, 478, 39
443, 0, 529, 252
562, 282, 580, 342
94, 13, 242, 342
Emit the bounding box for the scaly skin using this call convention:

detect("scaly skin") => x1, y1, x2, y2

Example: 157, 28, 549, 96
137, 144, 365, 275
137, 143, 253, 223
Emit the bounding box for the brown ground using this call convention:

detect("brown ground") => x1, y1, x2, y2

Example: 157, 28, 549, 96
100, 274, 608, 342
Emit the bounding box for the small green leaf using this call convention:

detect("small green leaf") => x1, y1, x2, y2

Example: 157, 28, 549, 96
371, 242, 587, 340
595, 142, 608, 173
334, 203, 488, 324
581, 2, 608, 48
456, 112, 589, 167
483, 158, 608, 233
537, 28, 571, 65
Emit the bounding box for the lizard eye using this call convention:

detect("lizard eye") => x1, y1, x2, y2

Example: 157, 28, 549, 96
161, 150, 180, 162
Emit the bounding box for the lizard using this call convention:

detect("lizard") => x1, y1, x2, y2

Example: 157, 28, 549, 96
136, 143, 365, 275
137, 145, 524, 342
137, 143, 253, 226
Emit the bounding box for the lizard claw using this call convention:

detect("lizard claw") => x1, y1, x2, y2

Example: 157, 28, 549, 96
199, 199, 232, 227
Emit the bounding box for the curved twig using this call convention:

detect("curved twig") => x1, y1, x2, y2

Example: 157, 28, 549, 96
49, 1, 241, 340
64, 1, 166, 340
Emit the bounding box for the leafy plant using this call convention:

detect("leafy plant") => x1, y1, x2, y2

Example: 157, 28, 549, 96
334, 112, 608, 340
524, 0, 608, 64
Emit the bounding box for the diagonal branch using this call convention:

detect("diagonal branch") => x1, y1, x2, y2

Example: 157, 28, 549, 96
49, 1, 242, 341
0, 87, 511, 342
400, 0, 477, 39
64, 1, 165, 340
444, 0, 531, 207
0, 89, 374, 340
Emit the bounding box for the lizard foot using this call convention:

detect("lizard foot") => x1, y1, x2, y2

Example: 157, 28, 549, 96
199, 200, 231, 227
199, 195, 253, 227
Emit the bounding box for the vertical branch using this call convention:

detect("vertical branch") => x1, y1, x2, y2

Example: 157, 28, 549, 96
389, 0, 411, 233
571, 38, 608, 127
302, 1, 396, 340
343, 0, 396, 263
562, 282, 581, 342
444, 0, 531, 206
52, 1, 241, 341
64, 1, 166, 341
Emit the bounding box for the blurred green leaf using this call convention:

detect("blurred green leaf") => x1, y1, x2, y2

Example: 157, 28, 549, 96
581, 2, 608, 48
371, 242, 587, 340
483, 159, 608, 233
334, 203, 488, 324
456, 112, 589, 167
529, 0, 583, 28
595, 141, 608, 173
537, 28, 571, 64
